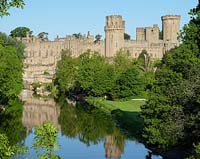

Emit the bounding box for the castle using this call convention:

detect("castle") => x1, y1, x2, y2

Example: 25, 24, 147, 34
22, 15, 180, 86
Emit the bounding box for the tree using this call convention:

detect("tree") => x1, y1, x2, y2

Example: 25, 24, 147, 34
0, 132, 27, 159
55, 49, 78, 94
137, 50, 155, 72
0, 32, 25, 59
72, 33, 82, 39
113, 49, 132, 74
141, 69, 184, 150
124, 33, 131, 40
37, 32, 48, 41
77, 50, 114, 96
10, 27, 33, 38
33, 122, 60, 159
141, 1, 200, 153
0, 134, 18, 159
114, 66, 144, 99
0, 45, 23, 104
94, 34, 102, 43
0, 0, 24, 17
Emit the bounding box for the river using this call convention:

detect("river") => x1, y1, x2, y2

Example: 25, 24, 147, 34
14, 94, 163, 159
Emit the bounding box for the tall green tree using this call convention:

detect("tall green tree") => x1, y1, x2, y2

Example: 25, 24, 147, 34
113, 49, 132, 75
0, 45, 23, 104
0, 0, 24, 17
114, 66, 144, 99
141, 1, 200, 153
77, 50, 114, 96
10, 27, 33, 38
0, 32, 25, 58
55, 49, 77, 94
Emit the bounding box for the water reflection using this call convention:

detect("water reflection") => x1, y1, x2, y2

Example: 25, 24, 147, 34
58, 102, 125, 159
104, 135, 123, 158
22, 98, 60, 132
0, 99, 26, 145
20, 96, 162, 159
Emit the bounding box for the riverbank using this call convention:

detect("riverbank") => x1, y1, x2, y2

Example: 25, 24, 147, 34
86, 97, 145, 137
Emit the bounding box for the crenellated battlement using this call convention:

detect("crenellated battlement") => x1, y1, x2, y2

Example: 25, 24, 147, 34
161, 15, 181, 20
22, 14, 180, 85
105, 15, 125, 30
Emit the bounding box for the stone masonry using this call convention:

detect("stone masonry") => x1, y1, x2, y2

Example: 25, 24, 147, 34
22, 14, 180, 86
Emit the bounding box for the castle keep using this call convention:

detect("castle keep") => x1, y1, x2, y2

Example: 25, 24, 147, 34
22, 15, 180, 85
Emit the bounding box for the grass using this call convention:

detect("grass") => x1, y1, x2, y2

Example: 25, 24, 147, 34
99, 99, 144, 112
87, 97, 145, 137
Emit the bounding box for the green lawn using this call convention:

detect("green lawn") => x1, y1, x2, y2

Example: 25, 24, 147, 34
87, 97, 145, 136
99, 99, 144, 112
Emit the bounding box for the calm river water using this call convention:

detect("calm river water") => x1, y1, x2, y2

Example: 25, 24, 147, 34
17, 96, 162, 159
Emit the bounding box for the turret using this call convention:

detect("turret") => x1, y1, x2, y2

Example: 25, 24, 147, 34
105, 15, 125, 57
162, 15, 181, 45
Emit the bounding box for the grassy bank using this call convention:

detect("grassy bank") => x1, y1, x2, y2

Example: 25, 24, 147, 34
87, 97, 145, 137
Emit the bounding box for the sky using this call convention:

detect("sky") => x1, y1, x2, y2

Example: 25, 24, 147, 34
0, 0, 198, 40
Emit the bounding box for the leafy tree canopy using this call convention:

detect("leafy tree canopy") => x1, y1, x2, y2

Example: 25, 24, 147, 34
141, 1, 200, 153
10, 27, 33, 38
37, 32, 48, 41
0, 0, 24, 17
94, 34, 102, 43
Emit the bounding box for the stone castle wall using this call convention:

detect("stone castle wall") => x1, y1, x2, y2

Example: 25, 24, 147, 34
22, 14, 180, 85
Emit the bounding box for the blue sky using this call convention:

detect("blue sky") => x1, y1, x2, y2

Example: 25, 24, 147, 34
0, 0, 198, 40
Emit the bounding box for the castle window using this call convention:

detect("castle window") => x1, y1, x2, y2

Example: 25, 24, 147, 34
135, 53, 137, 57
116, 43, 118, 48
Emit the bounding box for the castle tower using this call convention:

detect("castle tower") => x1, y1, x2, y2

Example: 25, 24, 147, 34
136, 27, 145, 41
162, 15, 181, 45
105, 15, 125, 57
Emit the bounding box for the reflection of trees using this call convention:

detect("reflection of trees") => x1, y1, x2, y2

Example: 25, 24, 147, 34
58, 102, 125, 153
0, 100, 26, 145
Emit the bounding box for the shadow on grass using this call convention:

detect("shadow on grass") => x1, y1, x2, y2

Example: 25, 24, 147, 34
111, 109, 143, 139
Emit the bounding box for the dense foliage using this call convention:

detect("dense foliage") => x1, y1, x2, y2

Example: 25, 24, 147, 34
0, 32, 24, 105
0, 0, 24, 17
55, 49, 149, 100
141, 1, 200, 156
33, 122, 60, 159
10, 27, 33, 38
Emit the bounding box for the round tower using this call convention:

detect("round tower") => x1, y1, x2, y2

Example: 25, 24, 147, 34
105, 15, 125, 57
162, 15, 181, 44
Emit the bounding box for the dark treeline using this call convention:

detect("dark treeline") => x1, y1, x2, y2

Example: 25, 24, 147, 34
54, 49, 155, 101
141, 2, 200, 158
